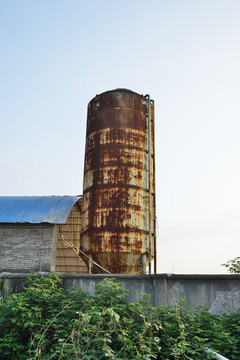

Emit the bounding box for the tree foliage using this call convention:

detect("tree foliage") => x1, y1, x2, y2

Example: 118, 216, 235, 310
222, 257, 240, 274
0, 273, 239, 359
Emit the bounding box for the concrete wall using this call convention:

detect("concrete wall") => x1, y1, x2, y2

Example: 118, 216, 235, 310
1, 273, 240, 314
0, 224, 58, 272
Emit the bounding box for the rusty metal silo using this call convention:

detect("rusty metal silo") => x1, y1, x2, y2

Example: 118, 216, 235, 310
81, 89, 156, 274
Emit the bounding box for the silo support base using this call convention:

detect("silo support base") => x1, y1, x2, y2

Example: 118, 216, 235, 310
141, 254, 147, 274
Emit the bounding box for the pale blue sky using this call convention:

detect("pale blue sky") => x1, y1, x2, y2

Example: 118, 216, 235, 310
1, 0, 240, 273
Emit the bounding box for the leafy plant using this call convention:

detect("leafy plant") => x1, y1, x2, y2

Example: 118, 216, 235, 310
0, 273, 239, 359
222, 257, 240, 273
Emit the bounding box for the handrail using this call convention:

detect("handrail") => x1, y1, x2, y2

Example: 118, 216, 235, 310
60, 234, 111, 274
206, 348, 230, 360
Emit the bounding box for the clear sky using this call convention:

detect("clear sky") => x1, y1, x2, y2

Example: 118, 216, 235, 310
1, 0, 240, 274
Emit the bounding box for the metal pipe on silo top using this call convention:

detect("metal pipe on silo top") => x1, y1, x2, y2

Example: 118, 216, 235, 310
151, 99, 157, 275
146, 95, 152, 274
81, 89, 156, 274
146, 96, 157, 274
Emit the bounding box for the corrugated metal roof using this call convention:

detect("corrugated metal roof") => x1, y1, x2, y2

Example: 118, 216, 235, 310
0, 196, 82, 224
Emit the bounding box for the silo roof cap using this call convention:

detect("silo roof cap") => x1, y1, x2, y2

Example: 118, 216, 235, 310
93, 88, 144, 100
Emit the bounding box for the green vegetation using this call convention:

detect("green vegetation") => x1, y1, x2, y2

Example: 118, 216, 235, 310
222, 257, 240, 274
0, 273, 240, 359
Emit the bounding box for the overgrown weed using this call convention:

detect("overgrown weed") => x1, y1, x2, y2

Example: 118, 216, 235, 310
0, 273, 238, 359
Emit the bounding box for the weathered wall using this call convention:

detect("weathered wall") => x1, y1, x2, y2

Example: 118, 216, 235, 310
0, 224, 58, 272
1, 273, 240, 315
56, 202, 88, 274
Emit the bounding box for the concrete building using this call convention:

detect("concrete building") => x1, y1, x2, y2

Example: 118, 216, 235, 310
0, 196, 88, 274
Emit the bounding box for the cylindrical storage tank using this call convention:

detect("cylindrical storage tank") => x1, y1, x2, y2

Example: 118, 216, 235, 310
81, 89, 156, 273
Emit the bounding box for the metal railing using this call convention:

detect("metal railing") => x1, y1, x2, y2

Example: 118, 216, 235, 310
206, 348, 230, 360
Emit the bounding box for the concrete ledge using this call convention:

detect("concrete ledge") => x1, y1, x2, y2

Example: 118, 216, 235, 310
1, 273, 240, 314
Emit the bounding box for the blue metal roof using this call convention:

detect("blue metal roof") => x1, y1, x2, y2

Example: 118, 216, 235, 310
0, 196, 82, 224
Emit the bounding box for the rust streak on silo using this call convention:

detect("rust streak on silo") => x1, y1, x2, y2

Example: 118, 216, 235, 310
81, 89, 156, 274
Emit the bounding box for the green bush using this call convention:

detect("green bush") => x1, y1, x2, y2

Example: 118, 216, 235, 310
0, 273, 239, 359
222, 257, 240, 273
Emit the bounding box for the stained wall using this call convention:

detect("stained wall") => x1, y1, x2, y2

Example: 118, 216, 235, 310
1, 273, 240, 315
0, 224, 58, 272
